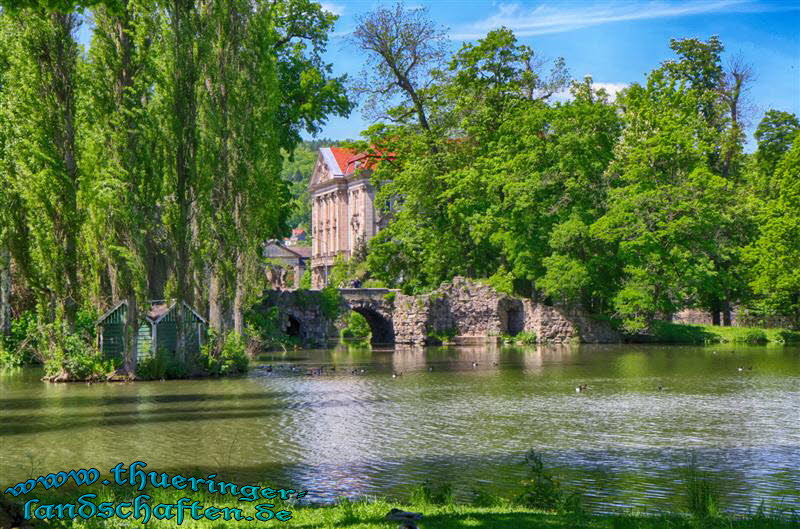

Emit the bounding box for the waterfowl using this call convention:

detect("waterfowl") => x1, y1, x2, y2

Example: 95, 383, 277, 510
392, 371, 402, 378
575, 384, 588, 392
428, 366, 433, 371
738, 366, 744, 372
658, 385, 664, 391
472, 361, 479, 367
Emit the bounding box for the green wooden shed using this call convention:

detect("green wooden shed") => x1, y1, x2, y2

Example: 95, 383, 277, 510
96, 301, 207, 360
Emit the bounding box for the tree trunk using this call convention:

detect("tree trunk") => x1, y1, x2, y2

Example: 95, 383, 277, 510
233, 251, 245, 335
170, 0, 198, 363
722, 300, 732, 327
208, 268, 223, 334
0, 246, 11, 335
123, 295, 138, 376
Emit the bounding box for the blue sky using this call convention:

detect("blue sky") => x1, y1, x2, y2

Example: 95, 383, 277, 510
314, 0, 800, 149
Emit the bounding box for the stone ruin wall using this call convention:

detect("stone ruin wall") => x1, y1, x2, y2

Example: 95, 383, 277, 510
393, 277, 620, 345
256, 277, 621, 347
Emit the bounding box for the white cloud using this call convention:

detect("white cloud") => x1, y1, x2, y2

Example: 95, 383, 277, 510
452, 0, 771, 39
592, 82, 629, 99
320, 2, 345, 15
552, 81, 630, 102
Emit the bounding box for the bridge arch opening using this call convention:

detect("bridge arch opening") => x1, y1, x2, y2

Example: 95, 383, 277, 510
286, 315, 302, 338
352, 307, 394, 345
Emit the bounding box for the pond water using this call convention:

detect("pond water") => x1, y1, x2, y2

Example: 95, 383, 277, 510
1, 343, 799, 514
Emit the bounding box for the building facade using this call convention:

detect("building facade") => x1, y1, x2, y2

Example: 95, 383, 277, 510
263, 241, 310, 290
309, 147, 383, 288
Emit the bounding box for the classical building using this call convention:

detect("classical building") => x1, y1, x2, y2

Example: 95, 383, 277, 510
263, 241, 311, 289
309, 147, 384, 288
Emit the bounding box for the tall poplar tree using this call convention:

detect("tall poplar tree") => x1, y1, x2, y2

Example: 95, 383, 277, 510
0, 8, 82, 353
83, 0, 160, 374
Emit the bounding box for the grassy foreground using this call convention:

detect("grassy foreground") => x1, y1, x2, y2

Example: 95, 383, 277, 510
649, 323, 800, 345
3, 485, 797, 529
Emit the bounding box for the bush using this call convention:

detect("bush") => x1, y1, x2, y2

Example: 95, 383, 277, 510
502, 331, 537, 344
136, 348, 173, 380
383, 291, 396, 304
775, 329, 800, 344
340, 311, 371, 341
0, 341, 23, 369
409, 480, 453, 506
736, 329, 768, 344
426, 327, 457, 345
362, 279, 386, 288
299, 267, 312, 290
44, 332, 115, 381
200, 330, 249, 376
516, 450, 580, 513
320, 286, 343, 320
4, 310, 40, 365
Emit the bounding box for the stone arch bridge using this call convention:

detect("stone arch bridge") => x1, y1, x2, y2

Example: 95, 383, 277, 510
253, 278, 619, 346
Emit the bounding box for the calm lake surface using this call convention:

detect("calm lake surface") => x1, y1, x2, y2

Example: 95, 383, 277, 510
1, 343, 799, 514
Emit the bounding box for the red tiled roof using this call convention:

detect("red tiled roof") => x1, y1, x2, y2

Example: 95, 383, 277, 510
329, 147, 360, 176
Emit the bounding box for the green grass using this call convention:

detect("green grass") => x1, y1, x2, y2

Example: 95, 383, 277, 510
649, 322, 800, 345
6, 484, 797, 529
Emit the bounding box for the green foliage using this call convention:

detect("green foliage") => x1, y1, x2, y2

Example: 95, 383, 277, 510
383, 291, 396, 304
320, 286, 342, 320
136, 349, 169, 380
745, 138, 800, 325
0, 341, 23, 369
735, 329, 768, 344
43, 332, 116, 380
649, 322, 793, 345
426, 327, 457, 345
503, 331, 537, 345
470, 487, 502, 508
200, 330, 249, 376
245, 307, 300, 351
133, 348, 191, 381
299, 267, 312, 290
0, 0, 351, 377
409, 480, 454, 506
340, 311, 371, 341
683, 465, 722, 519
774, 329, 800, 344
2, 310, 39, 364
516, 450, 581, 514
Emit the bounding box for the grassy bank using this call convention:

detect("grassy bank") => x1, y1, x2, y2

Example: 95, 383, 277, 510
648, 323, 800, 345
4, 491, 797, 529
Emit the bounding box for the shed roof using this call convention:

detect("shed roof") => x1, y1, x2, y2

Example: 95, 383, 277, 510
97, 300, 207, 326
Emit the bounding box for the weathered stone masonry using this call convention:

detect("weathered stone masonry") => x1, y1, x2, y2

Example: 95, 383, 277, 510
255, 277, 619, 347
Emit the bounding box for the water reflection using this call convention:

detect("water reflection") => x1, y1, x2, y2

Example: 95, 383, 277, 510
1, 344, 798, 514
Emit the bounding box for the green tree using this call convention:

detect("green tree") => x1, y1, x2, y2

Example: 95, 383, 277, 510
82, 0, 161, 374
592, 38, 752, 331
746, 132, 800, 324
752, 110, 799, 197
0, 9, 83, 354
